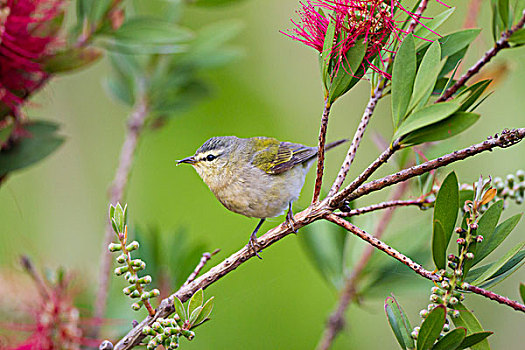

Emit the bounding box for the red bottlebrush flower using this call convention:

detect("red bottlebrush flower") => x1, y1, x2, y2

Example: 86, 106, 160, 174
0, 0, 63, 118
284, 0, 425, 79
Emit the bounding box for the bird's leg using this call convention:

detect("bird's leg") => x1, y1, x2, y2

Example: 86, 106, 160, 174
285, 202, 298, 233
248, 218, 265, 259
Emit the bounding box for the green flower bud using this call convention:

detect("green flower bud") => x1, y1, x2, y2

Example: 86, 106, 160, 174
450, 310, 460, 318
128, 275, 138, 284
443, 324, 450, 332
139, 276, 152, 285
116, 254, 126, 264
411, 330, 418, 340
126, 241, 140, 251
108, 243, 122, 252
465, 252, 474, 260
150, 289, 160, 298
131, 301, 143, 310
449, 297, 458, 305
180, 329, 195, 340
123, 285, 137, 295
130, 290, 141, 298
419, 309, 428, 318
441, 281, 450, 290
114, 266, 128, 276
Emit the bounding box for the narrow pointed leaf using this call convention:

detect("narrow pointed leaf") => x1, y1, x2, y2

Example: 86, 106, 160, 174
385, 296, 415, 349
473, 213, 521, 265
509, 28, 525, 45
188, 289, 204, 316
458, 331, 493, 349
477, 250, 525, 289
466, 251, 525, 284
413, 7, 455, 39
328, 40, 368, 102
189, 305, 202, 326
320, 16, 337, 90
410, 41, 441, 111
432, 327, 466, 350
457, 80, 492, 112
401, 112, 479, 146
194, 297, 214, 326
394, 102, 460, 141
417, 305, 446, 350
520, 283, 525, 303
392, 34, 416, 128
451, 303, 490, 350
174, 296, 187, 321
471, 241, 525, 285
432, 172, 459, 269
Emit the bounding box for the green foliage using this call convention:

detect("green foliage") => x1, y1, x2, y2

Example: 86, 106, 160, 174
432, 327, 466, 350
392, 34, 416, 129
451, 303, 492, 350
301, 220, 347, 288
410, 41, 442, 112
432, 172, 459, 269
385, 295, 415, 349
470, 241, 525, 286
413, 7, 455, 40
0, 121, 65, 177
417, 305, 446, 350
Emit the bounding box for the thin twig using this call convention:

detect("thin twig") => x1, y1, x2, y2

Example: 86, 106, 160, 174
330, 141, 400, 207
465, 284, 525, 312
318, 182, 409, 350
437, 9, 525, 102
313, 98, 332, 203
329, 83, 385, 196
108, 129, 525, 350
406, 0, 430, 35
342, 129, 525, 203
93, 92, 149, 332
338, 197, 433, 217
182, 249, 220, 288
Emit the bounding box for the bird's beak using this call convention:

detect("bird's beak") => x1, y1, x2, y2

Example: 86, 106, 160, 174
177, 156, 197, 165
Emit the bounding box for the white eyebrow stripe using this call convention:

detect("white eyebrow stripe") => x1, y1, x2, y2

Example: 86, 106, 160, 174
196, 150, 223, 161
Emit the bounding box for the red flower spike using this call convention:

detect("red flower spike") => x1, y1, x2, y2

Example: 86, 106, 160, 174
0, 0, 63, 118
283, 0, 435, 81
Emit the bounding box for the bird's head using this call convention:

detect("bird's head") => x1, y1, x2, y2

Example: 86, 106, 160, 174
177, 136, 240, 186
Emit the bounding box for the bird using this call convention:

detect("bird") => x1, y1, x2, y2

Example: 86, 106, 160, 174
177, 136, 347, 258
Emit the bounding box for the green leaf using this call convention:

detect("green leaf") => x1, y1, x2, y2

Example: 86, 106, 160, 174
103, 18, 193, 54
432, 327, 466, 350
413, 7, 455, 40
473, 213, 521, 265
0, 121, 65, 177
401, 112, 479, 146
509, 28, 525, 45
451, 303, 490, 350
88, 0, 112, 24
439, 46, 467, 79
471, 241, 525, 285
193, 296, 214, 326
188, 289, 204, 316
498, 0, 510, 29
456, 80, 492, 112
432, 172, 459, 269
320, 16, 337, 91
0, 120, 13, 144
174, 296, 187, 321
394, 102, 460, 141
42, 47, 103, 74
417, 305, 446, 350
328, 39, 368, 102
392, 34, 416, 129
410, 41, 442, 111
477, 251, 525, 289
385, 296, 415, 349
302, 220, 346, 288
458, 332, 493, 349
188, 305, 202, 326
439, 29, 481, 59
520, 283, 525, 303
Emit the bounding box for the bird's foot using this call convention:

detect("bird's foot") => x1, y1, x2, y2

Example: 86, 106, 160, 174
286, 205, 298, 234
248, 231, 263, 259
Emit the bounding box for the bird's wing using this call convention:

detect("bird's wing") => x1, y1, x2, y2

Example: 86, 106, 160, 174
251, 138, 317, 175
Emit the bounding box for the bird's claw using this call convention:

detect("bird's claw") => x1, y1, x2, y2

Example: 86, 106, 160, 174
248, 232, 263, 259
286, 206, 298, 234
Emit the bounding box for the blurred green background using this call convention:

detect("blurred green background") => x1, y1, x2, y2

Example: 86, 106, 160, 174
1, 0, 524, 348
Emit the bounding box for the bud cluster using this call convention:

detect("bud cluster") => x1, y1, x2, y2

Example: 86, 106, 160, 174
108, 203, 158, 315
493, 170, 525, 205
143, 317, 195, 350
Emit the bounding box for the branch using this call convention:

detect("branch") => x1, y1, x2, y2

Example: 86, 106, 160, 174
93, 93, 149, 331
326, 214, 525, 312
437, 9, 525, 102
330, 141, 400, 206
329, 83, 385, 196
318, 182, 409, 350
108, 128, 525, 349
406, 0, 430, 35
465, 284, 525, 313
342, 129, 525, 203
337, 197, 433, 217
313, 98, 332, 202
182, 249, 219, 288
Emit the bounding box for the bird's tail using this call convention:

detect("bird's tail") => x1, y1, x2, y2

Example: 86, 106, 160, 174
325, 139, 348, 152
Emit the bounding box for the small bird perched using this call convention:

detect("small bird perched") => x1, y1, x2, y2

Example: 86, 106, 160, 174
177, 136, 347, 258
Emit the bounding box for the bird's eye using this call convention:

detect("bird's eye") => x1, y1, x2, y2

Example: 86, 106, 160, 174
206, 154, 217, 161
